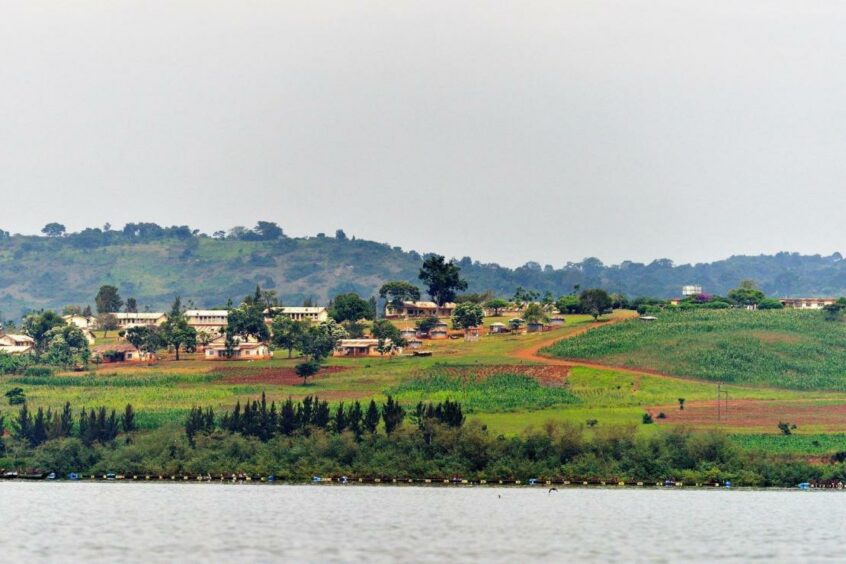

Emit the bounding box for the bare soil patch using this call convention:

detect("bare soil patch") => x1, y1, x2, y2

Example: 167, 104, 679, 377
649, 399, 846, 431
217, 365, 349, 385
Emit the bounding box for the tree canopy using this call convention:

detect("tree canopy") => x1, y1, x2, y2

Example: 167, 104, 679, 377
419, 255, 468, 306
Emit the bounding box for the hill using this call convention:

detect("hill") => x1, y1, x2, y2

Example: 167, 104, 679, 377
2, 223, 846, 317
546, 309, 846, 391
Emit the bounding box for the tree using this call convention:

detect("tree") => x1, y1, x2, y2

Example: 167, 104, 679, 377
226, 297, 270, 342
521, 302, 548, 325
678, 398, 685, 411
331, 293, 374, 323
579, 289, 613, 320
41, 222, 66, 238
271, 316, 308, 358
484, 298, 509, 316
513, 287, 540, 305
96, 313, 118, 338
728, 280, 765, 308
364, 400, 380, 434
125, 325, 161, 356
382, 395, 405, 434
556, 295, 582, 314
335, 229, 348, 241
295, 360, 320, 384
418, 255, 468, 306
22, 310, 66, 354
160, 297, 197, 360
379, 281, 421, 308
415, 316, 440, 335
124, 297, 138, 313
371, 319, 406, 357
95, 285, 123, 314
757, 298, 784, 310
300, 321, 345, 363
451, 302, 485, 329
122, 404, 137, 432
254, 221, 284, 240
43, 324, 90, 368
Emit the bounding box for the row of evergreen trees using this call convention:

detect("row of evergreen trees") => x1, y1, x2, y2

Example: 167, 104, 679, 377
10, 402, 137, 447
185, 394, 464, 446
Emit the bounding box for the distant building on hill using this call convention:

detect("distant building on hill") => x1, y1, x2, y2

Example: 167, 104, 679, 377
681, 285, 702, 296
384, 301, 456, 319
204, 335, 271, 360
185, 310, 228, 335
779, 297, 837, 310
63, 314, 95, 330
264, 307, 329, 323
112, 312, 166, 329
91, 344, 154, 363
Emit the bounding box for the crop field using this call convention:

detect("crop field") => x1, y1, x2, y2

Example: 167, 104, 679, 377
546, 309, 846, 390
6, 309, 846, 456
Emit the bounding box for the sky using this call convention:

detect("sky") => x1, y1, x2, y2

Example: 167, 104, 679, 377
1, 1, 845, 268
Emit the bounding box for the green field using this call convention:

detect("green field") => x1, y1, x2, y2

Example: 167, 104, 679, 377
6, 309, 846, 466
546, 309, 846, 390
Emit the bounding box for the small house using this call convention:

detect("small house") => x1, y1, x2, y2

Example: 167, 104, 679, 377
334, 338, 400, 357
92, 344, 154, 363
549, 317, 565, 326
489, 322, 508, 334
0, 334, 35, 355
526, 322, 546, 333
406, 338, 424, 350
399, 328, 418, 341
428, 323, 449, 340
63, 314, 95, 330
464, 327, 481, 342
204, 335, 272, 360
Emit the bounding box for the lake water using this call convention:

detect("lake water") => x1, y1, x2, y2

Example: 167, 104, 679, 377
1, 483, 844, 562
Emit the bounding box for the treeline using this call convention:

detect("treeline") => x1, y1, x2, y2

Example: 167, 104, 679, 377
0, 412, 835, 486
5, 221, 846, 318
185, 394, 461, 446
3, 402, 137, 450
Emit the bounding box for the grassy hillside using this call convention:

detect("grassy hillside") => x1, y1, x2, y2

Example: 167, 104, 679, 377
546, 309, 846, 390
3, 227, 846, 318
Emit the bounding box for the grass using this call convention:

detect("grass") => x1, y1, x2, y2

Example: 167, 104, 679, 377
546, 309, 846, 390
389, 371, 579, 413
5, 310, 846, 455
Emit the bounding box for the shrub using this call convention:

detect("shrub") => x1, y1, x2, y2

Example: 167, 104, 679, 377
642, 412, 654, 424
23, 366, 54, 378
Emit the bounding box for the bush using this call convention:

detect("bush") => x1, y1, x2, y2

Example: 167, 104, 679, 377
295, 360, 321, 383
23, 366, 54, 378
642, 412, 654, 424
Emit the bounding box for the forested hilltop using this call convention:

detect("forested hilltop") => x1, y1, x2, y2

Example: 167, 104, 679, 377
0, 221, 844, 317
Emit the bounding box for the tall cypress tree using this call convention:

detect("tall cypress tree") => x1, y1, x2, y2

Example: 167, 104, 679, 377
348, 401, 363, 440
382, 396, 405, 435
280, 398, 297, 436
364, 400, 380, 434
333, 402, 347, 434
31, 407, 47, 446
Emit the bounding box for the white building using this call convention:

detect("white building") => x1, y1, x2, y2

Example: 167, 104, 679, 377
681, 285, 703, 296
112, 312, 167, 329
264, 307, 329, 323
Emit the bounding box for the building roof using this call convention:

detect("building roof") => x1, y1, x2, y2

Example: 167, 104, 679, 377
92, 344, 139, 353
264, 306, 327, 315
185, 310, 229, 317
1, 334, 35, 343
113, 312, 165, 320
338, 338, 390, 347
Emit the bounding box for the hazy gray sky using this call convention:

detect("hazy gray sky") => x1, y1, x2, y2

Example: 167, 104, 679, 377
2, 1, 845, 267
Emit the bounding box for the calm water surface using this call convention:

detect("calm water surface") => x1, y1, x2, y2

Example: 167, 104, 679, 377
1, 483, 844, 563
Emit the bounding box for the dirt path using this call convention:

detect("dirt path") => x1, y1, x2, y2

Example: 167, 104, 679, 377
507, 311, 715, 384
